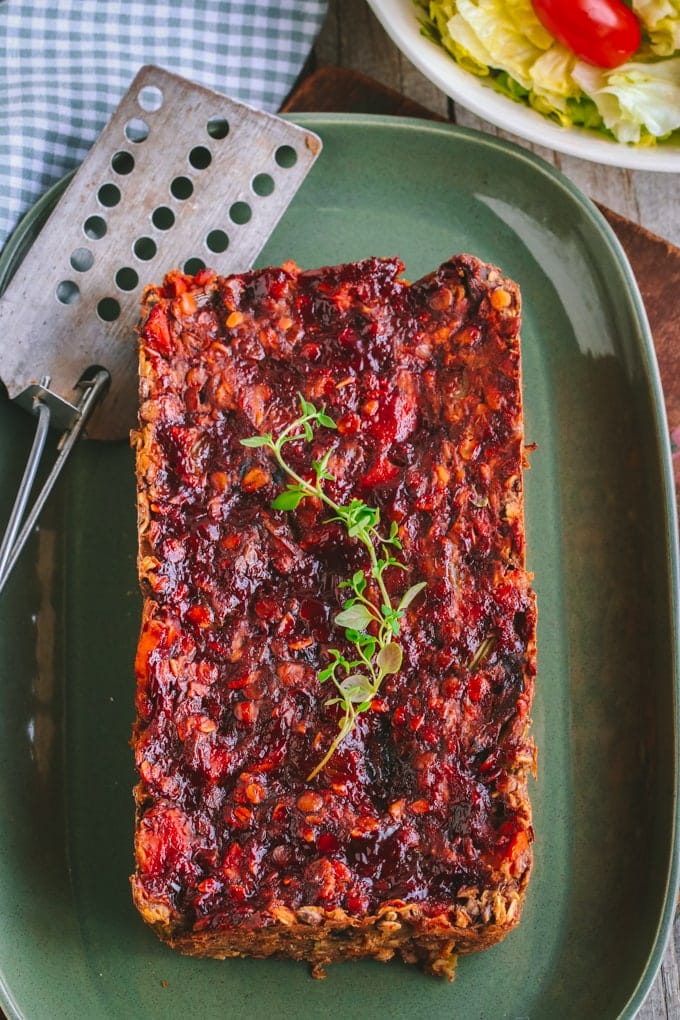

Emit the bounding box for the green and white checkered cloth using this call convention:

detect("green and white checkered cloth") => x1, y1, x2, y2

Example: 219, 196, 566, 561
0, 0, 327, 250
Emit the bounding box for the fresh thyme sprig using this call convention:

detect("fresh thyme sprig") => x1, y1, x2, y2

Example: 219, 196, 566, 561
241, 395, 426, 781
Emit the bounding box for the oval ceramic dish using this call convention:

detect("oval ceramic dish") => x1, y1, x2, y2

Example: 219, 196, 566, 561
0, 114, 678, 1019
367, 0, 680, 172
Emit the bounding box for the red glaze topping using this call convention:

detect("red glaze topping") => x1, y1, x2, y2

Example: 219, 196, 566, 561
133, 255, 536, 932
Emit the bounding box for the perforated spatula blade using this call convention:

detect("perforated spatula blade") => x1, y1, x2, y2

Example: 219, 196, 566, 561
0, 65, 322, 591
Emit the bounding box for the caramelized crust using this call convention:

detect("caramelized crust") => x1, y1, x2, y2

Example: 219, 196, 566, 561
131, 254, 537, 979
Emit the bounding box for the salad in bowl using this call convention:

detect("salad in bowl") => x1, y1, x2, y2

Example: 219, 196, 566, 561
367, 0, 680, 169
418, 0, 680, 146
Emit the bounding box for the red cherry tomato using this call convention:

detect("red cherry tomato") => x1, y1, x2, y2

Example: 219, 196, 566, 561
531, 0, 641, 68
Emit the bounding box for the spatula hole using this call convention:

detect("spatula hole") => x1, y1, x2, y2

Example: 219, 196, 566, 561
206, 230, 229, 254
133, 237, 157, 261
84, 215, 107, 240
56, 280, 80, 305
138, 85, 163, 112
97, 297, 120, 322
275, 145, 297, 169
115, 267, 139, 291
229, 201, 252, 225
125, 118, 149, 143
207, 116, 229, 140
252, 173, 275, 197
189, 146, 212, 170
171, 176, 194, 200
111, 150, 135, 175
184, 258, 206, 275
98, 183, 121, 208
152, 205, 175, 230
70, 247, 94, 272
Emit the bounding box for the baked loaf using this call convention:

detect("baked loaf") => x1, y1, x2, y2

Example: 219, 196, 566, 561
131, 254, 537, 980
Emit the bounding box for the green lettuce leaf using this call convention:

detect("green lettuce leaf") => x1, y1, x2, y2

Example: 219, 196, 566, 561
633, 1, 680, 56
442, 0, 552, 89
572, 57, 680, 143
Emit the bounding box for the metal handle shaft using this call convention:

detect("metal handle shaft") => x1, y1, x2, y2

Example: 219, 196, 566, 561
0, 369, 110, 596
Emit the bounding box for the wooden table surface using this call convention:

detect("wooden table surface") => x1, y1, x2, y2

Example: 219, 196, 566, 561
310, 3, 680, 1018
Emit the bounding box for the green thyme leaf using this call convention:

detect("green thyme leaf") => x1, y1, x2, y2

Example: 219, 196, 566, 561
376, 641, 403, 676
344, 627, 361, 644
298, 394, 316, 417
271, 486, 306, 511
381, 605, 401, 636
240, 434, 273, 448
398, 581, 428, 612
356, 635, 377, 657
335, 603, 374, 631
339, 674, 373, 703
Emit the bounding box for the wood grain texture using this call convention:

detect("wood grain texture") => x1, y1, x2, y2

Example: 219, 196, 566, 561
308, 5, 680, 1018
598, 206, 680, 439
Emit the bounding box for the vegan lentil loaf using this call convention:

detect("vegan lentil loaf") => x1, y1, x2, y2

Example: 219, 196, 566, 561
131, 253, 537, 980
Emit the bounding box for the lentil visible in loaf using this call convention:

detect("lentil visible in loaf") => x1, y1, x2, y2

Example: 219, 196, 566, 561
131, 254, 537, 980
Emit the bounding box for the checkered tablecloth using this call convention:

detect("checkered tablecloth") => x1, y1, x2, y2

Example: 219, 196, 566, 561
0, 0, 327, 250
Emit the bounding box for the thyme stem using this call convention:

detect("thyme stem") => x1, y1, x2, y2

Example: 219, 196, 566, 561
241, 395, 426, 781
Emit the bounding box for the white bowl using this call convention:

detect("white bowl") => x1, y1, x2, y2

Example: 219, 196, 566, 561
367, 0, 680, 172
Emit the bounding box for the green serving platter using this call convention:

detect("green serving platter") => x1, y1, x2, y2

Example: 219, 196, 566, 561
0, 114, 678, 1019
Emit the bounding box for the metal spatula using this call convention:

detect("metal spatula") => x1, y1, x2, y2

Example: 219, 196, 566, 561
0, 64, 322, 593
